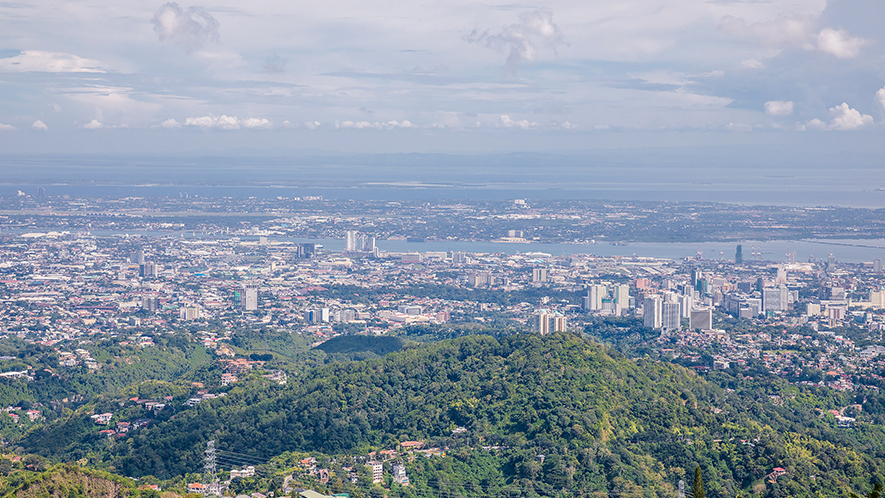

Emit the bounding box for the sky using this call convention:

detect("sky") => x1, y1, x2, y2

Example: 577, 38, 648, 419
1, 0, 884, 154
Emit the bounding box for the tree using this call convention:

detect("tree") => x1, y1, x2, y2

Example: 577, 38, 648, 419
691, 466, 705, 498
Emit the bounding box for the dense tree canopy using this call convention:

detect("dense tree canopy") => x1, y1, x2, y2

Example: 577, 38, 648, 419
17, 333, 885, 497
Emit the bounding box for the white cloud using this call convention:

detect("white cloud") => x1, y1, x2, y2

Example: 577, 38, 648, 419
828, 103, 873, 130
31, 120, 48, 130
0, 123, 16, 131
806, 102, 873, 130
304, 121, 321, 129
764, 100, 794, 116
83, 119, 104, 130
161, 118, 182, 128
811, 28, 867, 59
720, 16, 866, 59
499, 115, 536, 129
184, 115, 241, 129
876, 87, 885, 111
335, 120, 416, 130
719, 14, 816, 48
242, 118, 272, 129
467, 10, 568, 71
151, 2, 220, 52
0, 51, 104, 73
741, 59, 764, 69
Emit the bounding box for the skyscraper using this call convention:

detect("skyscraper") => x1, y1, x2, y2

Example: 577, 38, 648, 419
735, 245, 742, 264
762, 285, 788, 312
643, 295, 662, 329
583, 284, 606, 311
345, 231, 359, 252
691, 268, 701, 290
662, 302, 681, 332
243, 284, 258, 311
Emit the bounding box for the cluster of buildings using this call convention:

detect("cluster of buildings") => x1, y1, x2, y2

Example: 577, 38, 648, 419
194, 441, 431, 497
3, 224, 885, 398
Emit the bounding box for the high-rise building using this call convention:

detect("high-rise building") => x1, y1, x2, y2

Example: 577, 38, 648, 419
532, 268, 547, 283
677, 294, 693, 318
345, 231, 359, 251
776, 266, 787, 284
180, 306, 201, 320
532, 311, 566, 335
363, 236, 376, 252
293, 243, 315, 258
690, 308, 712, 330
735, 245, 743, 264
762, 286, 788, 312
690, 268, 701, 289
468, 271, 493, 287
142, 296, 159, 312
827, 253, 836, 272
345, 231, 376, 252
662, 302, 681, 332
612, 284, 631, 308
875, 259, 882, 274
821, 285, 846, 301
643, 295, 662, 329
304, 308, 331, 323
582, 284, 606, 311
242, 284, 258, 311
130, 249, 145, 264
870, 290, 885, 308
139, 262, 158, 278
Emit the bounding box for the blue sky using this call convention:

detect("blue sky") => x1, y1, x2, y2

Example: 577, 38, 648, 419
0, 0, 884, 154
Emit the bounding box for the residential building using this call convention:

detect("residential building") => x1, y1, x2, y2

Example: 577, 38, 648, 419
368, 461, 384, 484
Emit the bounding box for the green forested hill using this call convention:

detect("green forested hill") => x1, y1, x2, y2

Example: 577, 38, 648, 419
314, 334, 407, 359
0, 463, 161, 498
18, 333, 885, 497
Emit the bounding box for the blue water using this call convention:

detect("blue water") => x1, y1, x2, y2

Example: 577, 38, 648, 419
2, 150, 885, 207
62, 231, 885, 263
324, 238, 885, 263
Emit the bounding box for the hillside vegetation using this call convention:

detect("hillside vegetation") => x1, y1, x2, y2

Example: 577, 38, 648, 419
18, 333, 885, 497
0, 463, 165, 498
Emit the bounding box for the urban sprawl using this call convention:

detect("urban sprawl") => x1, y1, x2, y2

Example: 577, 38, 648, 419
2, 194, 885, 496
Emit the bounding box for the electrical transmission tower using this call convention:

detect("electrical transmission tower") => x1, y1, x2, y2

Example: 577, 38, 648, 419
203, 440, 219, 496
